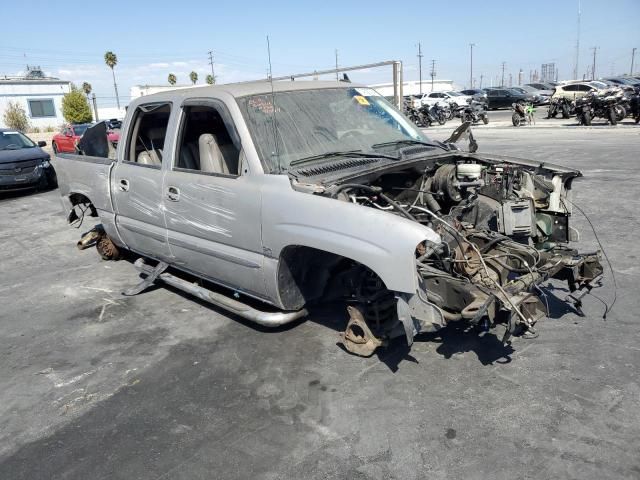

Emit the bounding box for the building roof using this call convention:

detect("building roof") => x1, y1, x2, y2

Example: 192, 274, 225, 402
0, 78, 70, 85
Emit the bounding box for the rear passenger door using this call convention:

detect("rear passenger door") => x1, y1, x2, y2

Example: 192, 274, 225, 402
162, 99, 266, 298
112, 102, 173, 261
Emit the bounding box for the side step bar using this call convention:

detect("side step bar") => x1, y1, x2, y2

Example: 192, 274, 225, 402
133, 259, 308, 327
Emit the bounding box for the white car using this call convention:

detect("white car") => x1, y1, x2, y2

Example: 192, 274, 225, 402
413, 91, 472, 108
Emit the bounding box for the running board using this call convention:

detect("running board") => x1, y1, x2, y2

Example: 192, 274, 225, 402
132, 258, 308, 327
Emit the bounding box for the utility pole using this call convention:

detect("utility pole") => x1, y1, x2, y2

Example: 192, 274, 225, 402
469, 43, 475, 90
500, 62, 506, 87
591, 46, 598, 80
208, 50, 216, 84
631, 47, 637, 75
335, 49, 339, 81
574, 0, 581, 79
508, 73, 512, 87
91, 93, 99, 121
417, 43, 423, 94
430, 59, 436, 92
518, 69, 523, 85
479, 74, 483, 89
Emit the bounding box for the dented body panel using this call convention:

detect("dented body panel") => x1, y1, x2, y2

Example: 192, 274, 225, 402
55, 81, 603, 355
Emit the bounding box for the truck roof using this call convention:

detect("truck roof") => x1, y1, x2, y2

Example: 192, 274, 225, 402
129, 80, 364, 106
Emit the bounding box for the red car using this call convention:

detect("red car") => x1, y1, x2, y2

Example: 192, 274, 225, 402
52, 123, 120, 154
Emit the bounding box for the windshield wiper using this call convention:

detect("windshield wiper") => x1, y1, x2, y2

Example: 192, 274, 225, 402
289, 149, 399, 167
0, 145, 21, 151
371, 139, 443, 150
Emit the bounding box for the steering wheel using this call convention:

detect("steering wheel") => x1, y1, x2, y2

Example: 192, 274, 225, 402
339, 130, 364, 140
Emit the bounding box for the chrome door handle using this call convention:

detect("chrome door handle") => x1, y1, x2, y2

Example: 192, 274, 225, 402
167, 186, 180, 201
118, 179, 130, 192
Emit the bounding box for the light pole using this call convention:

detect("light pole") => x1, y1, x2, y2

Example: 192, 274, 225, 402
469, 43, 475, 89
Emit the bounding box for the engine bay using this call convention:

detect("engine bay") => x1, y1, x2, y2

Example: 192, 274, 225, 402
307, 154, 604, 355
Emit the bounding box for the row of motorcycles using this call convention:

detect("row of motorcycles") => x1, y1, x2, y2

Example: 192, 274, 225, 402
547, 86, 640, 126
404, 98, 489, 128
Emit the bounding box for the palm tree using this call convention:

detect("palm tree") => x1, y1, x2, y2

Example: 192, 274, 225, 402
206, 74, 215, 85
81, 82, 92, 98
168, 73, 177, 86
189, 71, 198, 85
104, 51, 120, 109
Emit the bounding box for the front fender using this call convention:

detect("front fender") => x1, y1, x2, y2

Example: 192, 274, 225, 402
260, 176, 440, 295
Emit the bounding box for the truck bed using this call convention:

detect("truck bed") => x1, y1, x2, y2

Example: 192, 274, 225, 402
54, 153, 115, 215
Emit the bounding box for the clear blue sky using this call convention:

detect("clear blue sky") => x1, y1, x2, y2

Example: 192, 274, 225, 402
1, 0, 638, 107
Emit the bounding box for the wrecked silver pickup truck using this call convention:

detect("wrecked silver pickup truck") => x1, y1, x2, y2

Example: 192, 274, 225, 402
55, 81, 602, 356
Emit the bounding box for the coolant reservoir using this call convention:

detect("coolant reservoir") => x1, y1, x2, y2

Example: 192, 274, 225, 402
456, 163, 482, 180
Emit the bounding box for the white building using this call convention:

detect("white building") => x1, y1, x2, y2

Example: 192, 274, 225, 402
0, 67, 71, 129
370, 79, 456, 97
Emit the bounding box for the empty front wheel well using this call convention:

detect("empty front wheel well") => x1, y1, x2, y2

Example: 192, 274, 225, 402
276, 245, 389, 311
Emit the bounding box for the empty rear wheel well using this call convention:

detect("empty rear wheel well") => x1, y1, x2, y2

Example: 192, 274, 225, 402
69, 192, 98, 218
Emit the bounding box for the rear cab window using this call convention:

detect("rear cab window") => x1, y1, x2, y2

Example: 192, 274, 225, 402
124, 103, 172, 168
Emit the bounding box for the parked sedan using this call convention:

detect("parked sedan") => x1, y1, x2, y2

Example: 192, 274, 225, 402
52, 124, 91, 154
511, 85, 550, 105
603, 77, 640, 86
552, 82, 598, 101
524, 83, 554, 98
459, 88, 488, 104
483, 88, 534, 109
0, 129, 56, 191
416, 91, 473, 108
52, 123, 119, 154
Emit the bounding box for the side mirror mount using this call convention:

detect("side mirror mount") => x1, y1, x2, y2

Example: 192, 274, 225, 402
37, 141, 47, 147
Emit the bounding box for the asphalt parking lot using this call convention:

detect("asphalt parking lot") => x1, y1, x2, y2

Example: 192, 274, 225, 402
1, 124, 639, 479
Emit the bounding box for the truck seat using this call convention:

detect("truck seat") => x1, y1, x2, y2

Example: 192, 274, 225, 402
137, 149, 162, 166
198, 134, 228, 174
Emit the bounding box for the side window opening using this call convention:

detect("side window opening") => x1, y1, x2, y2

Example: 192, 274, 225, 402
125, 103, 171, 166
175, 105, 240, 175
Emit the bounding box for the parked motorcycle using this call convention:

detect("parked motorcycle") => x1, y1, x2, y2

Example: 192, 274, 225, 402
547, 97, 572, 119
460, 98, 489, 124
405, 104, 424, 127
630, 87, 640, 124
512, 102, 535, 127
575, 91, 618, 126
447, 101, 462, 120
430, 102, 449, 125
417, 103, 447, 127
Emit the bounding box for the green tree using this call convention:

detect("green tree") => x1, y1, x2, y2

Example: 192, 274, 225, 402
189, 71, 198, 85
104, 51, 120, 109
2, 101, 30, 132
206, 74, 215, 85
62, 88, 93, 124
168, 73, 177, 85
